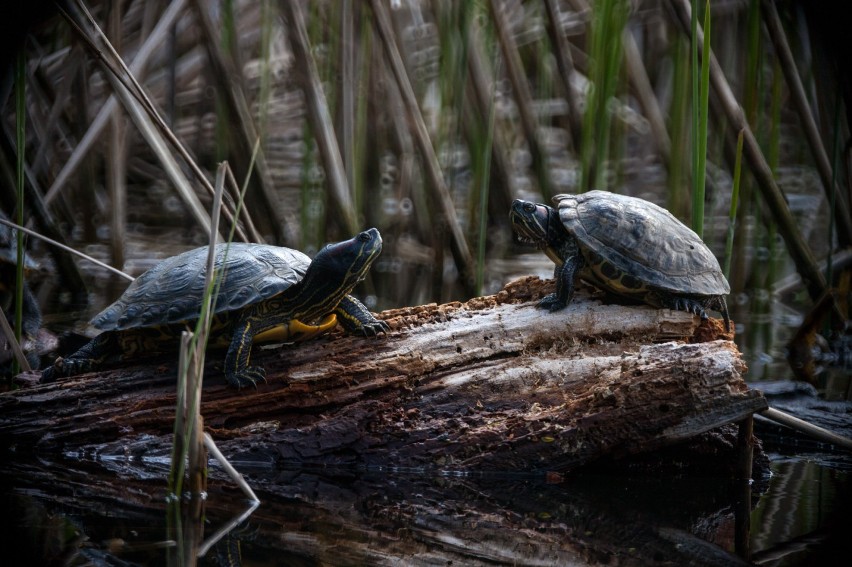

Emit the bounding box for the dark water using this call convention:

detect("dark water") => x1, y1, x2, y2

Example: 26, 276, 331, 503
0, 437, 849, 566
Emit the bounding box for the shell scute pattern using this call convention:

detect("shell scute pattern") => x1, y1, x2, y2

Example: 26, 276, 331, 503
93, 243, 311, 331
558, 191, 730, 297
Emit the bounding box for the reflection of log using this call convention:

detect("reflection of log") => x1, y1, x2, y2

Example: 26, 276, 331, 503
0, 456, 754, 566
0, 277, 766, 474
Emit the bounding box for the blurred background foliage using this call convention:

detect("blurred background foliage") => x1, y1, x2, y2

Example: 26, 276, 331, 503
1, 0, 849, 390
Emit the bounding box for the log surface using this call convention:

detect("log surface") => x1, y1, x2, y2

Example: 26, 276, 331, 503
0, 277, 765, 473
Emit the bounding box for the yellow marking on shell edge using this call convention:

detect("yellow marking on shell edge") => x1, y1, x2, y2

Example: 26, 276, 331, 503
254, 313, 338, 343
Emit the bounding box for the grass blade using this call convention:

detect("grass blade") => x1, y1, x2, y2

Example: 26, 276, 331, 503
723, 129, 744, 279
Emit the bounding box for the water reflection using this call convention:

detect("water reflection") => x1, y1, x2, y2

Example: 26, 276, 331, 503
750, 458, 850, 566
1, 449, 848, 566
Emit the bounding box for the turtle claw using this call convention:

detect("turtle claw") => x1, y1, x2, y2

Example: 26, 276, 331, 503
40, 357, 90, 383
665, 296, 709, 320
368, 320, 391, 336
40, 362, 61, 383
537, 293, 567, 312
355, 318, 390, 337
227, 366, 267, 389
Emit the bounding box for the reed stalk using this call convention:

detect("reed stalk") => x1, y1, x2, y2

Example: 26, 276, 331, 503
257, 0, 274, 143
169, 331, 192, 497
667, 37, 689, 219
689, 0, 699, 230
723, 129, 744, 280
0, 218, 133, 281
727, 0, 762, 297
285, 0, 357, 236
215, 0, 237, 162
168, 161, 228, 498
0, 308, 29, 374
762, 0, 852, 246
543, 0, 582, 152
435, 1, 476, 280
43, 0, 187, 205
826, 87, 843, 291
353, 6, 371, 224
340, 0, 357, 211
107, 0, 127, 270
669, 0, 827, 303
581, 0, 627, 192
369, 0, 475, 295
690, 0, 710, 238
758, 58, 784, 369
12, 49, 27, 377
474, 53, 498, 296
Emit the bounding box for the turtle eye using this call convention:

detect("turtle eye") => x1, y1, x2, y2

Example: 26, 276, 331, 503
523, 202, 536, 213
357, 232, 372, 242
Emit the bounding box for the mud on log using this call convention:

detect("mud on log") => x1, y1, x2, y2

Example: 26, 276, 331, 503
0, 277, 766, 473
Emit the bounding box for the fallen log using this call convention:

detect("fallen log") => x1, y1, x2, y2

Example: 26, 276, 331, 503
0, 277, 767, 474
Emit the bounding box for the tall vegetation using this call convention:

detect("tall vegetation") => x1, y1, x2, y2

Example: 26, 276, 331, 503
4, 0, 847, 387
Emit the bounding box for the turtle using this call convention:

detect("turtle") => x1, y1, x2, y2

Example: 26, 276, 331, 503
40, 228, 389, 388
509, 190, 731, 330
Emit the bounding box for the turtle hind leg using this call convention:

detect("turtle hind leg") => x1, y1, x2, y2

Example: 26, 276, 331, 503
653, 293, 731, 331
40, 332, 118, 382
714, 295, 731, 332
662, 295, 709, 319
680, 295, 732, 332
224, 317, 266, 389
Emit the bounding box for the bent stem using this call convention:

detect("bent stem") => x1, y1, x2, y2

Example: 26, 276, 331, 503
169, 163, 227, 497
169, 159, 258, 515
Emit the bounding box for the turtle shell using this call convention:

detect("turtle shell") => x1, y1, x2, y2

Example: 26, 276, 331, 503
555, 191, 730, 297
93, 243, 311, 331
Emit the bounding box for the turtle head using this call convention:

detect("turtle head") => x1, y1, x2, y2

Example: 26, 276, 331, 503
510, 199, 555, 248
309, 228, 383, 293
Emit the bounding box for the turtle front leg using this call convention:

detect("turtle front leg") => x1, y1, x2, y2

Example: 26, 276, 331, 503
224, 317, 266, 389
40, 332, 118, 382
539, 254, 585, 312
335, 295, 389, 336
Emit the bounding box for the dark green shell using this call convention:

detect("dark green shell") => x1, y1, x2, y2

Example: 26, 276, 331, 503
556, 191, 730, 296
93, 243, 311, 331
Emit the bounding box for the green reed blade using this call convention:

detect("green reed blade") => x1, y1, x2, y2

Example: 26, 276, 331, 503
690, 0, 710, 238
581, 0, 627, 191
476, 59, 498, 296
724, 129, 744, 279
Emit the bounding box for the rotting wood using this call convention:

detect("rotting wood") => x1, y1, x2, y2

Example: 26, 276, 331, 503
0, 276, 765, 474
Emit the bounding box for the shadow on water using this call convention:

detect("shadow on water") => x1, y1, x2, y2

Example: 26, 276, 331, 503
0, 441, 849, 566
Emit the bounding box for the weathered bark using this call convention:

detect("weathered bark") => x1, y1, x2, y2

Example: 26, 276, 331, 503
0, 277, 766, 474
